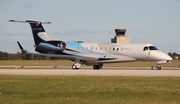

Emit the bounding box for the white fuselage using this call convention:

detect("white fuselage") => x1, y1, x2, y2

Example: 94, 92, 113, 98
65, 42, 172, 64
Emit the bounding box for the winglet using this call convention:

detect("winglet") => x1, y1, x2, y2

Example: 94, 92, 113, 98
17, 41, 28, 53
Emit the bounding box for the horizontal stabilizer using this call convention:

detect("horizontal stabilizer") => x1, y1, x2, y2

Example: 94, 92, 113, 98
9, 20, 51, 24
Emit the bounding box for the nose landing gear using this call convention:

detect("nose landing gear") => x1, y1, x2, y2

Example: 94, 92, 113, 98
72, 63, 81, 70
156, 64, 161, 70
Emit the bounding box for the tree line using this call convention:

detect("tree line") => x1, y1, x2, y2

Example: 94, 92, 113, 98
0, 51, 59, 60
168, 52, 180, 60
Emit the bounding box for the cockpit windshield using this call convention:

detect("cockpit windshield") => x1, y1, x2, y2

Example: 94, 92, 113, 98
149, 46, 158, 50
143, 46, 158, 51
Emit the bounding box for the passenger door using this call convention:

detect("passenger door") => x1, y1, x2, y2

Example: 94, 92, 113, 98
143, 46, 150, 59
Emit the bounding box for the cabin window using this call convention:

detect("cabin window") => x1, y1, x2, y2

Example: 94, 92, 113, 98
113, 48, 115, 51
117, 48, 119, 51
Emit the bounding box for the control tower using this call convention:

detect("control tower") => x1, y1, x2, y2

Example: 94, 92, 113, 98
111, 29, 130, 43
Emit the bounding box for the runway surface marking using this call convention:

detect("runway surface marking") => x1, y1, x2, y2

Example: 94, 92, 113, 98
0, 69, 180, 76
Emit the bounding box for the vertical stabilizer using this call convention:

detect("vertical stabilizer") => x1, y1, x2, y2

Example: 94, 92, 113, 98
27, 20, 46, 45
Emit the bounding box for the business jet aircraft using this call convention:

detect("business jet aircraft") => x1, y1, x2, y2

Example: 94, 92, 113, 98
9, 20, 172, 70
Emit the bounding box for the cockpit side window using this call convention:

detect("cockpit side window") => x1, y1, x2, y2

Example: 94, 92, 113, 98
149, 46, 158, 50
143, 47, 149, 51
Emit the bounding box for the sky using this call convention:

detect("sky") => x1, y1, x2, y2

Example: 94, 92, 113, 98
0, 0, 180, 53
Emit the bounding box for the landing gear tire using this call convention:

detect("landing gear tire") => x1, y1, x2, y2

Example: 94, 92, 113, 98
72, 64, 80, 70
156, 64, 161, 70
93, 65, 101, 70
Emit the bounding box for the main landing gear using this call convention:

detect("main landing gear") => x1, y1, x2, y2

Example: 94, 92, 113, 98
93, 65, 101, 70
156, 64, 161, 70
93, 64, 103, 70
71, 63, 103, 70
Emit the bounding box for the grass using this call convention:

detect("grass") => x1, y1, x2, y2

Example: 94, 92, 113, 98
0, 60, 74, 66
0, 75, 180, 104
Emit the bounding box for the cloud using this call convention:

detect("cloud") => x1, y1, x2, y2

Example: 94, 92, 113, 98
52, 29, 113, 36
24, 5, 32, 8
0, 26, 4, 28
127, 29, 158, 35
0, 32, 30, 36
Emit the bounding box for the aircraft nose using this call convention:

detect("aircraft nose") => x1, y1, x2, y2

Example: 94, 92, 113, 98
161, 52, 172, 61
157, 51, 173, 61
166, 55, 172, 61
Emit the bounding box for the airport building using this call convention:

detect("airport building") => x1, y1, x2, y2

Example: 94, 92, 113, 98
111, 29, 130, 43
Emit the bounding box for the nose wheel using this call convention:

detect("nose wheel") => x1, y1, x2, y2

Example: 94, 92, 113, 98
156, 64, 161, 70
72, 63, 81, 70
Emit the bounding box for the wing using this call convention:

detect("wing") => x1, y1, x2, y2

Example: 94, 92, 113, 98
97, 55, 136, 63
40, 53, 136, 63
41, 53, 97, 61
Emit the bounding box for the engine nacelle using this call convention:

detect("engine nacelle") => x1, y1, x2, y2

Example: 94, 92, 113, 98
35, 41, 66, 53
57, 41, 66, 51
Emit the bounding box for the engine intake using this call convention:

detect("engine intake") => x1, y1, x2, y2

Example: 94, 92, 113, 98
58, 42, 66, 51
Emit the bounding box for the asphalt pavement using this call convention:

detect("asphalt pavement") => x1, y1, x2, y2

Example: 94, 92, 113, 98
0, 69, 180, 76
